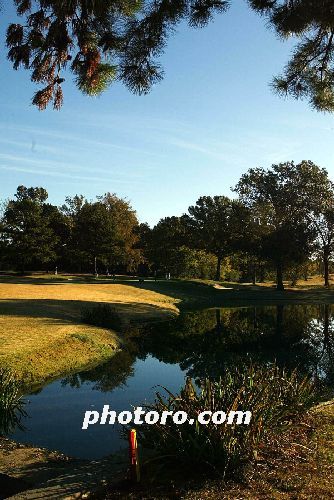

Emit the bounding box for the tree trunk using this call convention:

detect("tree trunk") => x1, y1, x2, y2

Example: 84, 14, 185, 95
215, 255, 222, 281
252, 265, 256, 285
276, 262, 284, 291
324, 248, 329, 288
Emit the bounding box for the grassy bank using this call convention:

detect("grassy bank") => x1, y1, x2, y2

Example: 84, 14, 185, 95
0, 278, 177, 386
1, 273, 334, 385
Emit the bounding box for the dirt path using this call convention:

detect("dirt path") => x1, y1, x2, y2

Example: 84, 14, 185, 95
0, 437, 127, 499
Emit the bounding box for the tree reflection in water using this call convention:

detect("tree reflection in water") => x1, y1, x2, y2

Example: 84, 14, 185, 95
60, 305, 334, 391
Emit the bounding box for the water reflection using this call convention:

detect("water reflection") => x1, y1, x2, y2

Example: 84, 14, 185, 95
135, 304, 334, 385
61, 349, 136, 392
6, 304, 334, 458
60, 304, 334, 392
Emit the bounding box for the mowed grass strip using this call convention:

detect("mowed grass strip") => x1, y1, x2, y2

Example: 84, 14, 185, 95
0, 282, 178, 386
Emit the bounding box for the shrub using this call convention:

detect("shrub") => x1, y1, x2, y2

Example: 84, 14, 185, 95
81, 303, 123, 331
0, 369, 26, 435
71, 333, 90, 342
132, 364, 316, 477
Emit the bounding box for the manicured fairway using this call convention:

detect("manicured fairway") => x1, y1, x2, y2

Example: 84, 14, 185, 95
0, 279, 178, 385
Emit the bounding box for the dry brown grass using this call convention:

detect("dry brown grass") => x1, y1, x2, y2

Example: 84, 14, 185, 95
182, 402, 334, 499
0, 272, 333, 386
0, 281, 178, 386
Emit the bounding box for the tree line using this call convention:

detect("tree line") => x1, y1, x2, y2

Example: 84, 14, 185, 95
1, 160, 334, 290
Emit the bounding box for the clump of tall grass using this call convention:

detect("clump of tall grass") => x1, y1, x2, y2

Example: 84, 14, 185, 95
133, 364, 316, 477
81, 303, 123, 331
0, 368, 26, 435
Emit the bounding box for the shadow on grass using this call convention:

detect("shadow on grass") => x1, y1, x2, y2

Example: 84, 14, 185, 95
1, 274, 334, 310
0, 298, 174, 327
109, 279, 334, 309
0, 274, 108, 285
0, 273, 143, 285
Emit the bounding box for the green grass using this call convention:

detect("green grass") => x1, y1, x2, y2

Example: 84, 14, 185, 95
121, 276, 334, 310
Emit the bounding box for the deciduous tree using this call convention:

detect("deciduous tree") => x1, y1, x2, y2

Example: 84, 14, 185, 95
185, 196, 251, 281
234, 162, 318, 289
1, 186, 57, 272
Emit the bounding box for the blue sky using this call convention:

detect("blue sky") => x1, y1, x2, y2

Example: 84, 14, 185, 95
1, 0, 334, 225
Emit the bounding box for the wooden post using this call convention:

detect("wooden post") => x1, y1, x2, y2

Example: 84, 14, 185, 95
129, 428, 140, 482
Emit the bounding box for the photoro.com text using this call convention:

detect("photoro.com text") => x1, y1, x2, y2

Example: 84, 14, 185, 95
82, 405, 252, 429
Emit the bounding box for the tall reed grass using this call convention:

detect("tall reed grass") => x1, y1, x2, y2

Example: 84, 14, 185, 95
133, 364, 316, 477
0, 368, 26, 435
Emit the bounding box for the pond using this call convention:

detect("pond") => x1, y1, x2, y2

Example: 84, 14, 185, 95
8, 304, 334, 459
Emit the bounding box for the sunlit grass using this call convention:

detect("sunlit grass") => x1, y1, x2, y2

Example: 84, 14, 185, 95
0, 273, 333, 386
0, 280, 178, 385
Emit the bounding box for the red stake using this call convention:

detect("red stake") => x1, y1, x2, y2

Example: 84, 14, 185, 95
129, 428, 140, 482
